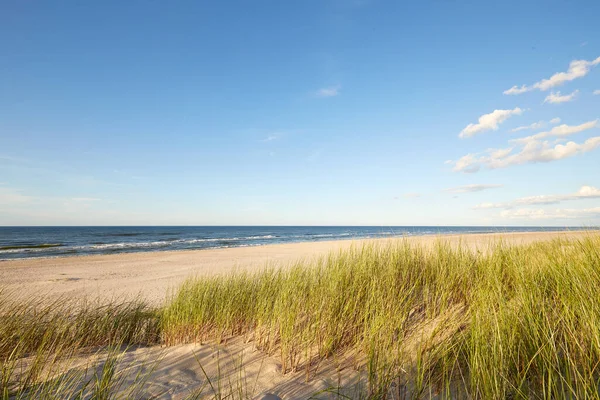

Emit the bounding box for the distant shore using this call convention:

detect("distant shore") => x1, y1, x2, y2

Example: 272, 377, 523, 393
1, 230, 594, 304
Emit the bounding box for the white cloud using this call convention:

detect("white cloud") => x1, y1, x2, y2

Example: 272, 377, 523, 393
443, 184, 503, 194
504, 56, 600, 94
511, 120, 599, 143
512, 118, 561, 132
512, 121, 545, 132
594, 90, 600, 95
535, 58, 600, 90
454, 120, 600, 172
499, 207, 600, 220
511, 121, 546, 132
459, 107, 523, 138
474, 185, 600, 209
453, 154, 481, 173
544, 90, 579, 104
316, 85, 341, 97
489, 147, 512, 159
453, 136, 600, 172
503, 85, 530, 95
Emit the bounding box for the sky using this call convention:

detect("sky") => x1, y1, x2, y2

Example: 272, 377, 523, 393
1, 0, 600, 226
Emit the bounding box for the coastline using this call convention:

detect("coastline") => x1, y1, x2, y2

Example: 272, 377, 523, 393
0, 226, 586, 261
1, 230, 594, 304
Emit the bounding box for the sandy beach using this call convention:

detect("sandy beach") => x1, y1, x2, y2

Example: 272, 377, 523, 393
2, 230, 598, 399
1, 230, 592, 304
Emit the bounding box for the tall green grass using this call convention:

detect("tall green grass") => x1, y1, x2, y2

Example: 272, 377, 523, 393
2, 234, 600, 398
0, 292, 159, 398
161, 235, 600, 398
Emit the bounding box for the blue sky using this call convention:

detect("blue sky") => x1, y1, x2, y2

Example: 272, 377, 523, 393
1, 0, 599, 226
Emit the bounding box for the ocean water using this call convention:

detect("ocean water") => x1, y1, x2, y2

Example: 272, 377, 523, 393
0, 226, 580, 260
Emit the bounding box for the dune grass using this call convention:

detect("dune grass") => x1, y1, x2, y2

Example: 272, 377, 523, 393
0, 292, 160, 398
161, 234, 600, 398
2, 234, 600, 398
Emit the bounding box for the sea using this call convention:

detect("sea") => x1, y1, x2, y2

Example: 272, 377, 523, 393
0, 226, 581, 260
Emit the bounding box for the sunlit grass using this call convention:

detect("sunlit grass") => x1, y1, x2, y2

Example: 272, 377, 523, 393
0, 292, 159, 398
162, 234, 600, 398
2, 234, 600, 398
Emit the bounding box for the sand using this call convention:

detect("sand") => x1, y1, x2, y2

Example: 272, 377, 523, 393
39, 338, 367, 399
2, 230, 594, 399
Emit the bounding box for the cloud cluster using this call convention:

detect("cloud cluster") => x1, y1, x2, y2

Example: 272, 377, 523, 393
449, 56, 600, 222
443, 184, 503, 194
474, 185, 600, 209
454, 137, 600, 172
544, 90, 579, 104
504, 56, 600, 95
511, 120, 599, 144
453, 120, 600, 172
459, 108, 523, 138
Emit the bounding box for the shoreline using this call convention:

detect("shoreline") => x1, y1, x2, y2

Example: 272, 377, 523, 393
1, 230, 596, 304
0, 227, 593, 263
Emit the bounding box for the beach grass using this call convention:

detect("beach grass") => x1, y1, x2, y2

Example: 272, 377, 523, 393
161, 234, 600, 398
0, 292, 159, 398
2, 233, 600, 398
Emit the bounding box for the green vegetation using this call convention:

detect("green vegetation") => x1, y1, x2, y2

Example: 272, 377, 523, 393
2, 234, 600, 398
163, 234, 600, 398
0, 292, 159, 399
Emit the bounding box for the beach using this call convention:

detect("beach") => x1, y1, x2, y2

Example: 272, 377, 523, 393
2, 229, 599, 399
1, 230, 591, 304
